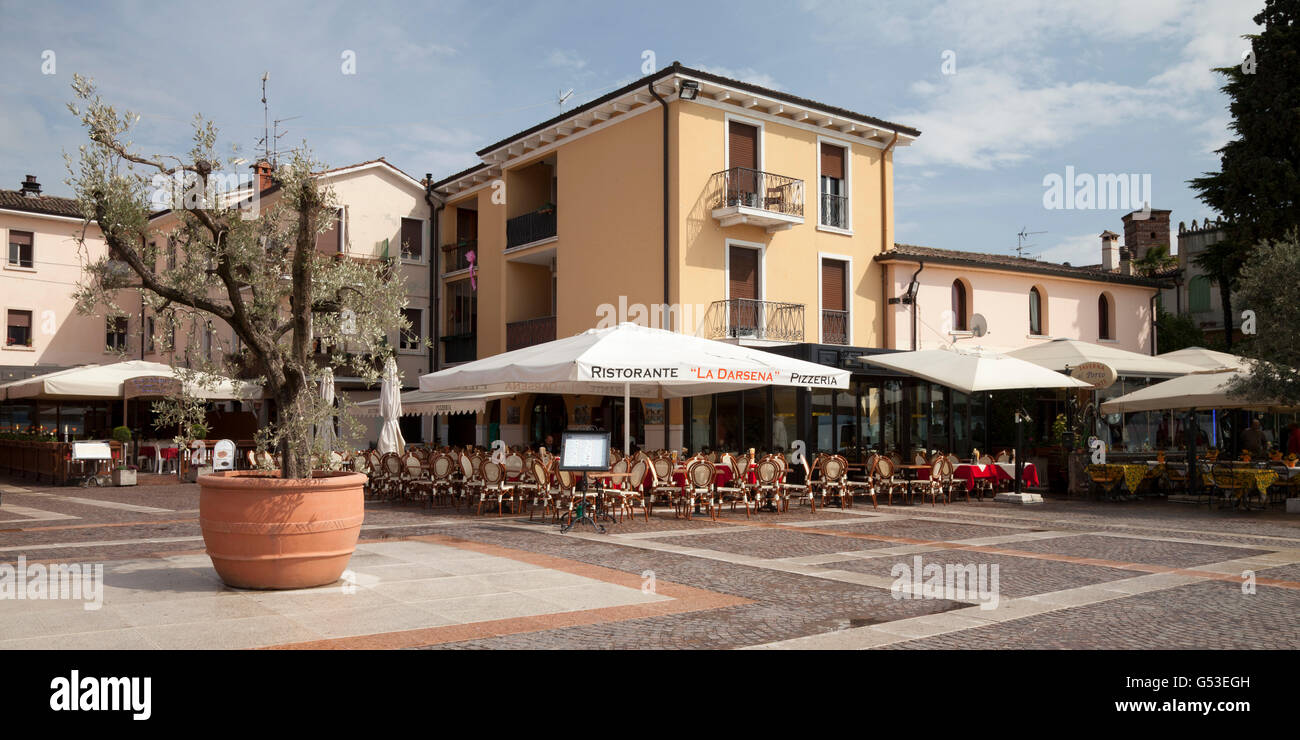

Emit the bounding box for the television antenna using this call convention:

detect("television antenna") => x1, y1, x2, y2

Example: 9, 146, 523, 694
1015, 227, 1046, 259
258, 72, 270, 163
556, 88, 574, 111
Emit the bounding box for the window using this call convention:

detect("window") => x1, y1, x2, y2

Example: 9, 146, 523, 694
951, 280, 969, 331
821, 258, 848, 344
315, 208, 343, 254
399, 307, 423, 351
819, 143, 848, 229
106, 316, 128, 352
146, 317, 156, 354
6, 310, 33, 347
1098, 294, 1114, 340
1029, 287, 1044, 335
1189, 275, 1211, 313
446, 279, 476, 336
8, 230, 33, 268
400, 218, 424, 261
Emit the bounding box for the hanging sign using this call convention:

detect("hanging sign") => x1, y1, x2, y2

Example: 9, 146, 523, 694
1069, 362, 1117, 390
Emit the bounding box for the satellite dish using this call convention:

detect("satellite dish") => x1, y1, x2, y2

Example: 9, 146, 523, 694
970, 314, 989, 337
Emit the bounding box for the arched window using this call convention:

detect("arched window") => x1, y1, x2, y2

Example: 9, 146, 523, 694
1098, 294, 1114, 340
951, 280, 968, 331
1029, 287, 1043, 336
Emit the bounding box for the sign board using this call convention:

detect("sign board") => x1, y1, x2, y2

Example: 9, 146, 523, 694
1069, 362, 1117, 390
123, 376, 182, 399
213, 439, 236, 471
558, 431, 611, 472
70, 441, 113, 461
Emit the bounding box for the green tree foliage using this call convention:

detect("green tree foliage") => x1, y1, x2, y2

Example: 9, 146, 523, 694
1189, 0, 1300, 350
1228, 233, 1300, 404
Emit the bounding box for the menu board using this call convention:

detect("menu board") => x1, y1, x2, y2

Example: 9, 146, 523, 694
558, 431, 610, 471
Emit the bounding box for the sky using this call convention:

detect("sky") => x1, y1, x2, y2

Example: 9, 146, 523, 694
0, 0, 1261, 267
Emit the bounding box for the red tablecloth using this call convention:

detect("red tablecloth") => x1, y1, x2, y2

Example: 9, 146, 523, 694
951, 463, 1039, 490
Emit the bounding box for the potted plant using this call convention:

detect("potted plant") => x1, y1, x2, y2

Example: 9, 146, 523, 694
112, 463, 138, 486
1286, 453, 1298, 468
69, 77, 405, 589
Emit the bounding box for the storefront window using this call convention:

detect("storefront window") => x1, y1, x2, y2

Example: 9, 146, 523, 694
928, 384, 948, 454
952, 391, 970, 457
688, 397, 711, 453
836, 389, 856, 458
716, 393, 739, 451
772, 388, 796, 453
910, 384, 930, 456
882, 381, 903, 456
742, 388, 765, 452
812, 390, 833, 454
857, 383, 881, 456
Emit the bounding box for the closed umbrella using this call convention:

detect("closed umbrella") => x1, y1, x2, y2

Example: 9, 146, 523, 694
377, 357, 405, 455
859, 347, 1090, 497
316, 367, 336, 453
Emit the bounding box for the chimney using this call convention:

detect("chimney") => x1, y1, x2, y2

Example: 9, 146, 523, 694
1119, 245, 1132, 275
251, 160, 274, 193
1100, 230, 1120, 270
20, 175, 41, 198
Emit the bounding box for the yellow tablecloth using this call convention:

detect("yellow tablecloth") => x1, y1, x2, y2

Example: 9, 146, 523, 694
1087, 464, 1149, 493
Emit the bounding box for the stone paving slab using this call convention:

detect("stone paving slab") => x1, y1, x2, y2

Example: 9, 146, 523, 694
985, 533, 1268, 568
645, 529, 885, 559
825, 550, 1139, 598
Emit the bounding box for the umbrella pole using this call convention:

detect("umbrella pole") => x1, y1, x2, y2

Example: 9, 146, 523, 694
624, 382, 631, 456
1015, 391, 1024, 495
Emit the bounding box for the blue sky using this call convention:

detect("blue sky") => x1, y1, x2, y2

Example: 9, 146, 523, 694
0, 0, 1259, 266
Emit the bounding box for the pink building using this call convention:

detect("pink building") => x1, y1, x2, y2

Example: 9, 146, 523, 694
876, 242, 1161, 355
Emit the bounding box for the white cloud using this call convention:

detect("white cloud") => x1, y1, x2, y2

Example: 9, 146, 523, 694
1036, 232, 1103, 266
546, 49, 587, 70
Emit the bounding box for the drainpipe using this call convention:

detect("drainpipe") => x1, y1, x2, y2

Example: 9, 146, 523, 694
424, 175, 444, 372
650, 75, 671, 451
1149, 291, 1159, 356
879, 132, 900, 349
907, 263, 924, 351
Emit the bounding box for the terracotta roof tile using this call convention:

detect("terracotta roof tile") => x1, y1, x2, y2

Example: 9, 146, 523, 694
0, 190, 84, 219
879, 243, 1163, 287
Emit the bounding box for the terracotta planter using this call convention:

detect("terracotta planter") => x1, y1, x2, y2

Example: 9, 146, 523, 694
198, 470, 365, 590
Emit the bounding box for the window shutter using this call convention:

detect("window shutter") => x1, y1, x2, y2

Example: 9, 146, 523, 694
9, 311, 31, 328
820, 143, 845, 180
822, 259, 846, 311
728, 121, 758, 170
316, 209, 342, 254
9, 231, 32, 246
401, 218, 423, 260
729, 246, 758, 300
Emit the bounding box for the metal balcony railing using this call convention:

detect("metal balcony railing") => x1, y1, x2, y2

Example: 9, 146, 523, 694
821, 309, 849, 345
441, 239, 476, 273
703, 299, 804, 342
506, 315, 556, 351
709, 167, 804, 218
820, 193, 848, 229
506, 207, 557, 249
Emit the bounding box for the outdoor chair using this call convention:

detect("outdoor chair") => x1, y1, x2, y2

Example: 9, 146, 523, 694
504, 451, 525, 481
478, 460, 518, 516
912, 451, 928, 466
377, 452, 404, 501
1210, 464, 1254, 509
457, 452, 484, 509
717, 453, 754, 519
647, 453, 678, 516
525, 457, 555, 522
1086, 464, 1124, 500
753, 457, 786, 512
812, 454, 852, 509
618, 458, 650, 522
887, 452, 904, 467
913, 458, 951, 507
403, 453, 432, 506
995, 450, 1010, 463
679, 459, 719, 521
780, 453, 812, 510
554, 468, 587, 527
429, 452, 456, 506
873, 455, 906, 505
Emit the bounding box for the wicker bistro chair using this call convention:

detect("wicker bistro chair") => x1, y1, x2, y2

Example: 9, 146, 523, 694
553, 468, 585, 527
780, 454, 812, 510
872, 455, 907, 505
503, 451, 525, 481
617, 458, 650, 523
812, 455, 853, 509
525, 457, 556, 522
1210, 464, 1255, 509
457, 452, 484, 509
648, 454, 678, 516
717, 453, 755, 518
678, 459, 720, 521
912, 458, 952, 507
753, 457, 786, 512
377, 452, 404, 501
429, 452, 457, 506
477, 460, 518, 516
403, 453, 433, 505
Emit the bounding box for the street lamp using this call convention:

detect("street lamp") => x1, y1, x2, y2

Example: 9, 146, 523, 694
679, 80, 700, 101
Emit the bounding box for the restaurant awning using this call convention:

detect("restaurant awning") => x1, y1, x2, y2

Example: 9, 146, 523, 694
350, 389, 509, 417
0, 361, 260, 401
1005, 338, 1201, 377
1099, 368, 1300, 413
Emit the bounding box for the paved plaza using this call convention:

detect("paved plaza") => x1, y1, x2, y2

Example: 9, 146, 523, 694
2, 475, 1298, 650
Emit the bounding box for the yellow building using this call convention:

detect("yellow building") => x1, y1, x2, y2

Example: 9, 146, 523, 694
427, 63, 920, 453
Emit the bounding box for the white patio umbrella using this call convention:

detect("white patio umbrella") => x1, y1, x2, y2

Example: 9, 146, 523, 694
859, 346, 1090, 495
1006, 338, 1201, 377
418, 322, 850, 455
1099, 368, 1299, 414
0, 360, 259, 401
351, 389, 510, 417
376, 357, 405, 455
1157, 346, 1248, 371
315, 367, 336, 452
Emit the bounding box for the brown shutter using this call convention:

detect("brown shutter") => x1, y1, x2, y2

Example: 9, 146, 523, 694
9, 231, 32, 246
8, 310, 31, 327
822, 259, 846, 311
401, 218, 423, 260
728, 121, 758, 170
315, 209, 341, 254
729, 246, 758, 300
820, 143, 845, 180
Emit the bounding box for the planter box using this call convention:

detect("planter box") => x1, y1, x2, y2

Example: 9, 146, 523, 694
185, 465, 213, 483
112, 468, 137, 486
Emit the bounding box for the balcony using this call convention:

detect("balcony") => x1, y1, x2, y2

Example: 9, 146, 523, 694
820, 193, 848, 229
703, 299, 804, 342
821, 309, 849, 345
506, 206, 557, 249
440, 334, 476, 364
441, 239, 475, 273
506, 315, 556, 351
709, 168, 804, 232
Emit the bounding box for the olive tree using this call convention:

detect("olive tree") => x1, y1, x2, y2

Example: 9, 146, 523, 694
66, 76, 409, 478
